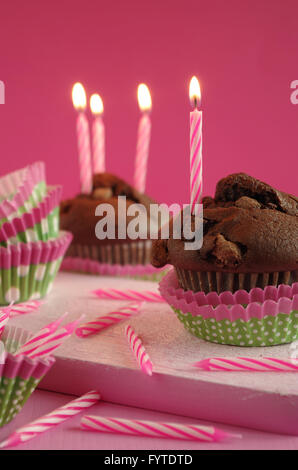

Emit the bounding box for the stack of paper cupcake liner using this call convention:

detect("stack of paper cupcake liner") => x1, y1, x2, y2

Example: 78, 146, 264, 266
62, 240, 169, 281
0, 162, 46, 222
0, 163, 73, 305
0, 326, 55, 427
159, 269, 298, 346
0, 185, 61, 244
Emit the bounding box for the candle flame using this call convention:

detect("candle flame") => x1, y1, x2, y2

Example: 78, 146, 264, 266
72, 82, 87, 110
189, 76, 201, 108
137, 83, 152, 112
90, 94, 104, 115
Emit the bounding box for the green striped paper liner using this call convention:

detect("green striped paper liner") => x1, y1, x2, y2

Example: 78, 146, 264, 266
0, 181, 46, 228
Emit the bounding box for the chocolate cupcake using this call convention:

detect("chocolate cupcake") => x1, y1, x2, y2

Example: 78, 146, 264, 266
60, 172, 166, 280
152, 173, 298, 294
154, 174, 298, 346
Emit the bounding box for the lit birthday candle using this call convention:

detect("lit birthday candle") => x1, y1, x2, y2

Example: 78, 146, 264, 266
72, 82, 92, 194
90, 93, 105, 174
134, 83, 152, 193
189, 76, 202, 214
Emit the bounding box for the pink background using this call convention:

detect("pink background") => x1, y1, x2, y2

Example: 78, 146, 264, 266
0, 0, 297, 204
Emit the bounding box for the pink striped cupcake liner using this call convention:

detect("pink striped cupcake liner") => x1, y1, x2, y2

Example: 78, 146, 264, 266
0, 326, 55, 427
0, 230, 73, 305
0, 162, 46, 226
0, 185, 62, 244
159, 269, 298, 346
61, 240, 169, 281
61, 256, 169, 281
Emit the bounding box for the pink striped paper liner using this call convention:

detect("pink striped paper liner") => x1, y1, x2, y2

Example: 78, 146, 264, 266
0, 352, 55, 381
159, 269, 298, 322
0, 230, 72, 305
61, 256, 169, 279
125, 324, 153, 376
0, 346, 55, 427
0, 185, 62, 243
0, 390, 100, 449
76, 302, 143, 337
1, 325, 33, 353
0, 162, 46, 220
0, 231, 73, 269
81, 415, 241, 442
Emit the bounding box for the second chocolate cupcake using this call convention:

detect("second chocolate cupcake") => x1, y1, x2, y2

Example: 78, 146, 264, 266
60, 172, 167, 280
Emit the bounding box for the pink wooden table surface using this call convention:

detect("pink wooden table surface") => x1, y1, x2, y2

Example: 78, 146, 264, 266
0, 389, 297, 450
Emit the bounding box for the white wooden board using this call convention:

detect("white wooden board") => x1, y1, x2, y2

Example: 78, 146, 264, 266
7, 271, 298, 435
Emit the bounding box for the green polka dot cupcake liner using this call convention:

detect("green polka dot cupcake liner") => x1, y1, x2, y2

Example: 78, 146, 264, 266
0, 327, 55, 427
0, 185, 61, 245
0, 162, 46, 229
159, 269, 298, 346
0, 230, 73, 305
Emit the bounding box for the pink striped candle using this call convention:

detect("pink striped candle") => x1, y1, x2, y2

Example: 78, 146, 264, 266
76, 302, 143, 337
23, 316, 84, 359
8, 300, 42, 318
134, 84, 152, 193
125, 324, 153, 376
90, 93, 105, 174
0, 310, 10, 337
189, 76, 202, 214
15, 312, 69, 356
72, 82, 92, 194
81, 415, 241, 442
0, 390, 100, 449
194, 357, 298, 372
16, 314, 83, 358
92, 288, 164, 303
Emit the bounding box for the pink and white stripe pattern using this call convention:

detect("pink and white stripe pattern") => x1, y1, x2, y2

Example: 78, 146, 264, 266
0, 310, 10, 337
125, 324, 153, 376
8, 300, 42, 318
190, 109, 202, 214
0, 390, 101, 449
16, 314, 84, 359
134, 113, 151, 193
194, 357, 298, 372
92, 288, 164, 303
81, 415, 241, 442
76, 302, 143, 337
92, 116, 105, 173
15, 313, 69, 356
77, 112, 92, 194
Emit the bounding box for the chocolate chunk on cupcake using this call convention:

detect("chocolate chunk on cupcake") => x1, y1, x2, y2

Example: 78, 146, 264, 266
152, 173, 298, 293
